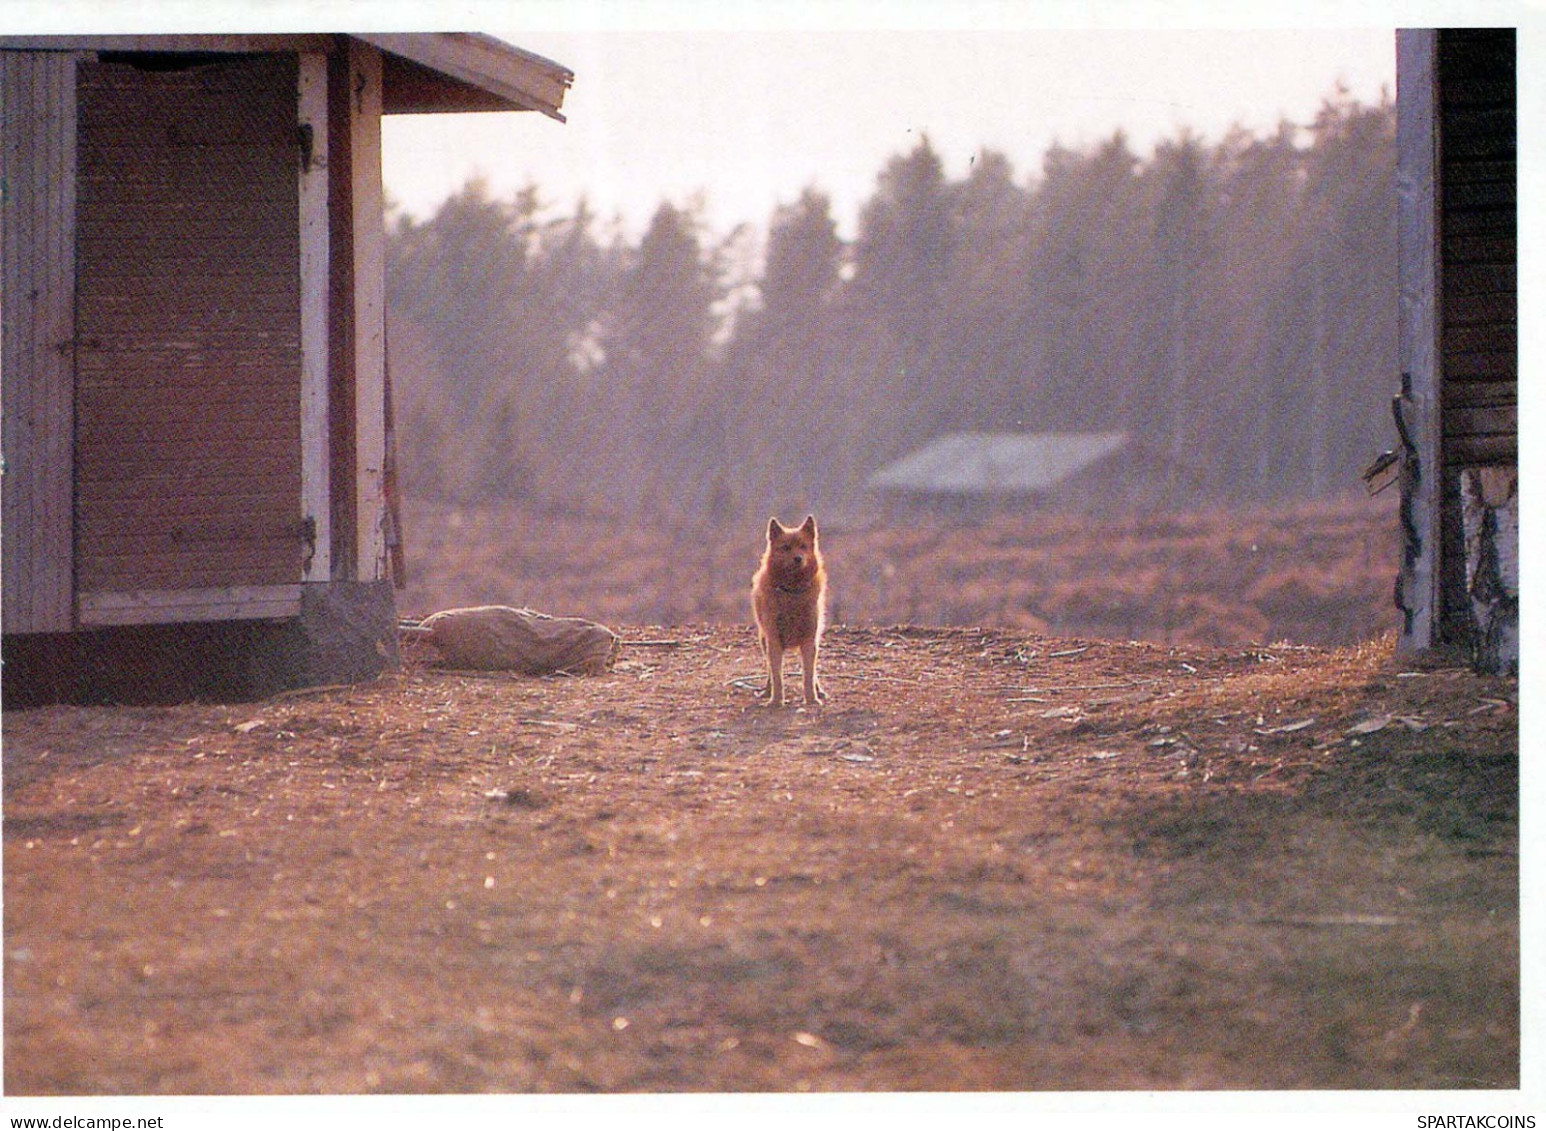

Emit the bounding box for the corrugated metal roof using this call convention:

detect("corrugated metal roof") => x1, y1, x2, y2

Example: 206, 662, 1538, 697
868, 431, 1131, 495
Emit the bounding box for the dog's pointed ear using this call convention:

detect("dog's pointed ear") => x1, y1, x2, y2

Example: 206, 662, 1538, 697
768, 517, 783, 540
800, 515, 817, 538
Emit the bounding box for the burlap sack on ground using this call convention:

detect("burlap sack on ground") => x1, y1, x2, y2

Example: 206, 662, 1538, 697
414, 606, 619, 675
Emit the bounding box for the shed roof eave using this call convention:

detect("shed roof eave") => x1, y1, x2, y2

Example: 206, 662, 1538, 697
0, 32, 572, 120
359, 32, 572, 120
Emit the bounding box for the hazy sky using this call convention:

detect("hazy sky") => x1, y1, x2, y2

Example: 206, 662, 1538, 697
382, 20, 1399, 238
14, 0, 1530, 241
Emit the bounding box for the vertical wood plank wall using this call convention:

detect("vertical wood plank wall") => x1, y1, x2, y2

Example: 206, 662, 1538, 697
1395, 29, 1442, 655
1438, 28, 1517, 670
73, 53, 304, 598
298, 50, 333, 583
1438, 28, 1517, 469
1, 51, 79, 633
350, 41, 388, 585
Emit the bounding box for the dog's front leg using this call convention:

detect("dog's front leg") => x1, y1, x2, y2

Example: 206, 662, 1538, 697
800, 639, 825, 705
763, 637, 786, 706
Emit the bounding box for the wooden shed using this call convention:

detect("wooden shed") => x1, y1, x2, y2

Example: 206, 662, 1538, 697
1, 34, 571, 702
1393, 28, 1517, 674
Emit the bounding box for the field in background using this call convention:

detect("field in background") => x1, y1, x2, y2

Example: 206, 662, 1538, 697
397, 494, 1399, 648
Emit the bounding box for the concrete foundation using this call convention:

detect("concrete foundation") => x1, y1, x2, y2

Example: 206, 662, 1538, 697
3, 582, 398, 707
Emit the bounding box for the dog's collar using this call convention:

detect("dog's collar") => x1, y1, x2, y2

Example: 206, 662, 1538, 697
773, 580, 813, 595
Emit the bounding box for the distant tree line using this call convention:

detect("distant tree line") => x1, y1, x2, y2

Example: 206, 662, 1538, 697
386, 88, 1396, 521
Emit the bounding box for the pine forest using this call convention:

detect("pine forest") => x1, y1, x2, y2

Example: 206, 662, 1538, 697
386, 88, 1397, 525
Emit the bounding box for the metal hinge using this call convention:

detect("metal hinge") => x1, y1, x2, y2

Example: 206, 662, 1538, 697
1390, 377, 1423, 635
299, 515, 318, 572
297, 123, 315, 173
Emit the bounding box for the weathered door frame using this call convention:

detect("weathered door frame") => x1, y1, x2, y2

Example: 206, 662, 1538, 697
1394, 28, 1443, 656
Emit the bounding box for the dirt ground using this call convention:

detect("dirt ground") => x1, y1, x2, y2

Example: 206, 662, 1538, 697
4, 624, 1518, 1093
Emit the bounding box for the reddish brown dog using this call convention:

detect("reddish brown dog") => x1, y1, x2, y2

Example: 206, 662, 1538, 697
750, 515, 828, 707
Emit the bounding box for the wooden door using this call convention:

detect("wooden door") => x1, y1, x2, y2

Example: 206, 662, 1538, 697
73, 52, 306, 624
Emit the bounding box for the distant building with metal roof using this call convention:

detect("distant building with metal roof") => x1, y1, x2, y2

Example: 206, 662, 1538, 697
868, 431, 1129, 496
867, 431, 1196, 517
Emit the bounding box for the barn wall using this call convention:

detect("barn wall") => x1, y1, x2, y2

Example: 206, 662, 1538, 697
1438, 29, 1517, 468
1, 51, 79, 634
73, 53, 304, 616
1439, 29, 1516, 675
1395, 28, 1516, 674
